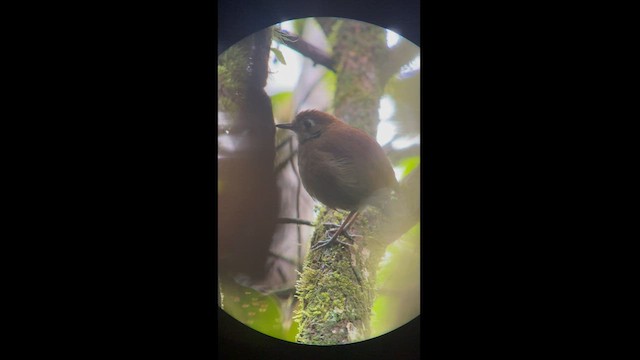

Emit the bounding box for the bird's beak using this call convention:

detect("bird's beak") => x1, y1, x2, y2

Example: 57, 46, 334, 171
276, 123, 294, 130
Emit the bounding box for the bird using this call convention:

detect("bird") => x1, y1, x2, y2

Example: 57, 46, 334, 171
276, 109, 399, 250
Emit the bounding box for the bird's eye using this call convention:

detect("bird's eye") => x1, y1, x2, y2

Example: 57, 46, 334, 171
303, 119, 314, 129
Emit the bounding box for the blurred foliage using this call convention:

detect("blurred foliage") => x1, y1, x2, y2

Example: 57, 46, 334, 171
371, 222, 420, 337
270, 47, 287, 65
270, 91, 294, 122
398, 156, 420, 180
386, 70, 421, 137
221, 280, 299, 342
320, 69, 337, 107
293, 18, 305, 36
217, 38, 252, 113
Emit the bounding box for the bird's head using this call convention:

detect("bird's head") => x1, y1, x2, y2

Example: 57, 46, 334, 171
275, 110, 339, 144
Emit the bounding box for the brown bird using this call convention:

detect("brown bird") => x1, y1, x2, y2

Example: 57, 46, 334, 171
276, 110, 399, 250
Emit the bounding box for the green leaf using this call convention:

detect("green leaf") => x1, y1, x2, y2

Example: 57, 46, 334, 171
221, 282, 296, 341
399, 156, 420, 179
371, 223, 420, 337
270, 91, 294, 120
293, 18, 305, 36
270, 47, 287, 65
321, 68, 337, 96
270, 91, 293, 108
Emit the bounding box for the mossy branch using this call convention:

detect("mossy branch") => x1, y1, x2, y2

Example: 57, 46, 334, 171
294, 167, 420, 344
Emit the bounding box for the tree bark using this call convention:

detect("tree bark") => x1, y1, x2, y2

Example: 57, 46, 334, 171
218, 27, 279, 291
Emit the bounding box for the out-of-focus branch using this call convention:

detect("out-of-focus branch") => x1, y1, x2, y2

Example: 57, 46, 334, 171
277, 218, 314, 226
275, 29, 336, 72
275, 135, 293, 151
274, 148, 298, 174
315, 18, 338, 38
218, 27, 278, 281
388, 144, 420, 163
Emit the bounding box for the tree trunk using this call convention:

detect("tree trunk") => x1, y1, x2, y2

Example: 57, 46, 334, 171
294, 20, 420, 345
218, 27, 279, 297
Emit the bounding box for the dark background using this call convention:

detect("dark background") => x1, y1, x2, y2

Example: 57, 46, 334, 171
28, 0, 598, 357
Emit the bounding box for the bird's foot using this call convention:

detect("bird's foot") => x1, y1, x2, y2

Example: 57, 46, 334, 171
310, 237, 333, 251
322, 223, 361, 242
310, 223, 361, 250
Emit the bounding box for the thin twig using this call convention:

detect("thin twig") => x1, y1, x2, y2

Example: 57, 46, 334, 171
290, 139, 304, 273
275, 29, 336, 72
277, 218, 315, 226
275, 149, 298, 174
275, 135, 293, 151
268, 251, 299, 267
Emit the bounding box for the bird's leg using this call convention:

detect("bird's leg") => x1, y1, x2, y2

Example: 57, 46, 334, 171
324, 210, 361, 239
312, 210, 361, 250
342, 210, 360, 233
334, 210, 361, 245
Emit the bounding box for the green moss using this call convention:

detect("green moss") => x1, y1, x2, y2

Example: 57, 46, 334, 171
217, 33, 258, 112
331, 21, 387, 136
294, 207, 383, 344
218, 48, 245, 112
